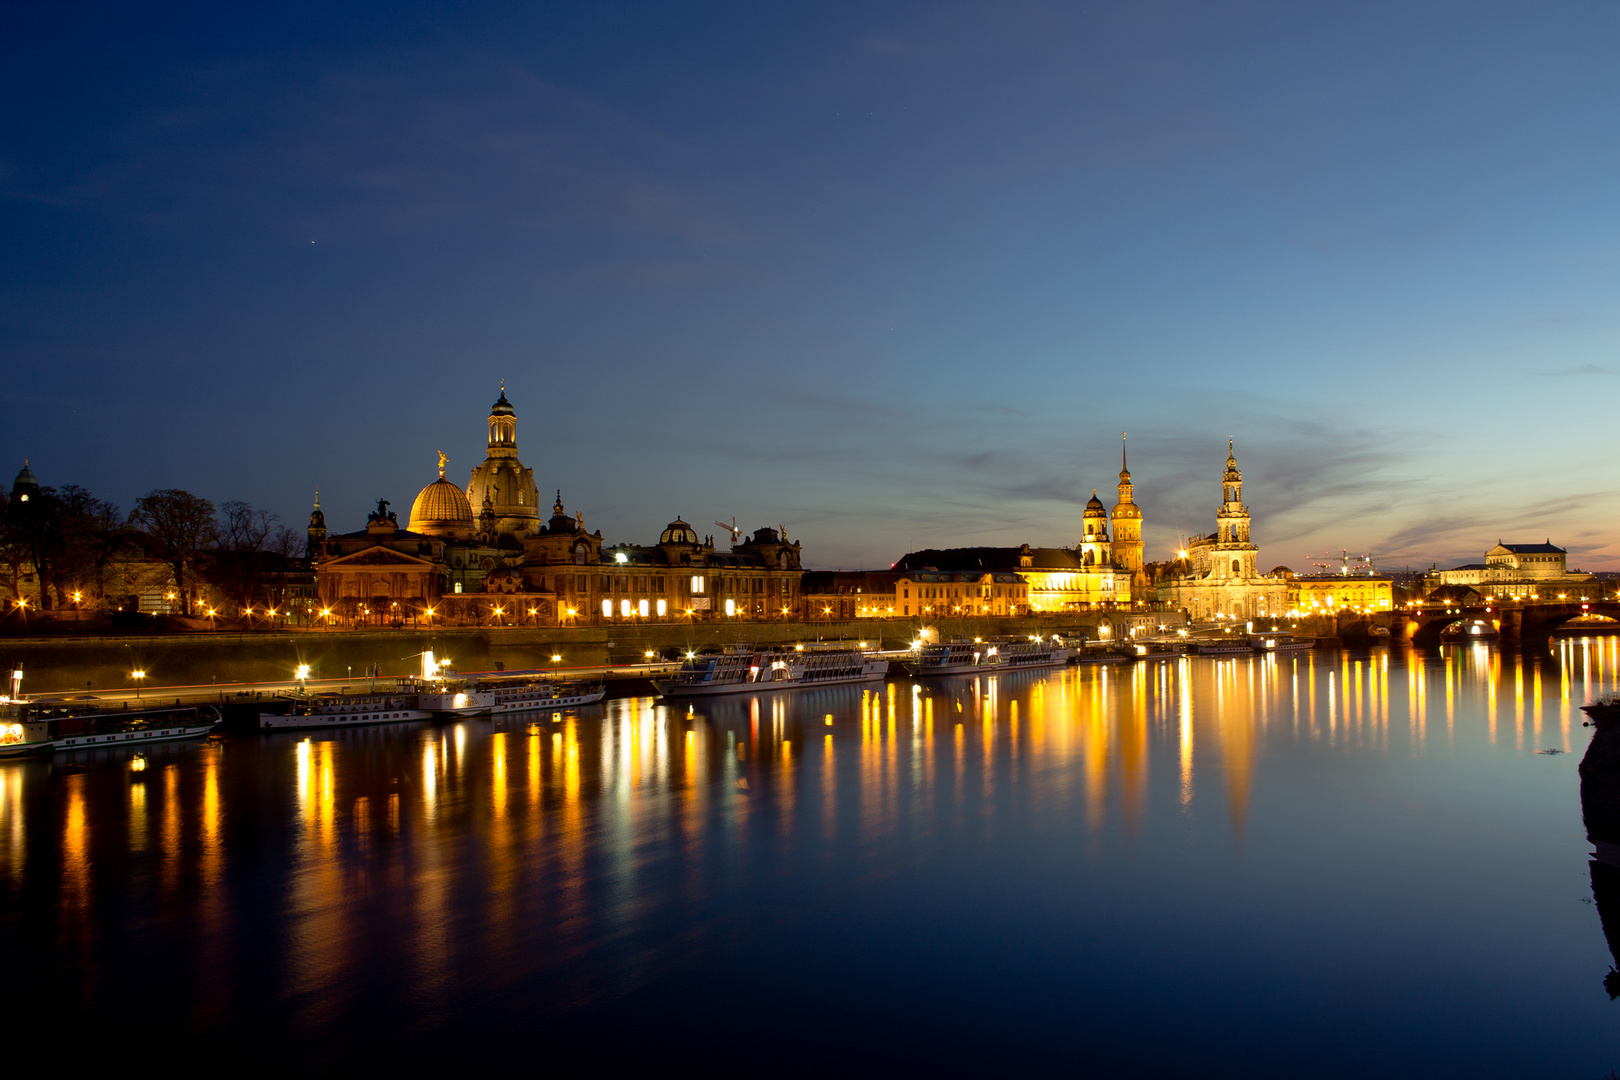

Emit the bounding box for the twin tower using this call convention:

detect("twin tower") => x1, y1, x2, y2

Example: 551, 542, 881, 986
1077, 436, 1144, 578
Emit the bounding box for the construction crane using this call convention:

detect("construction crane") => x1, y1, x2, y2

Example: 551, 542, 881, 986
1310, 550, 1376, 576
715, 517, 741, 545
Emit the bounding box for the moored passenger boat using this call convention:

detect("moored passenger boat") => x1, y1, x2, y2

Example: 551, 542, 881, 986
991, 638, 1071, 669
908, 637, 1070, 676
652, 646, 886, 698
473, 671, 606, 712
2, 698, 219, 756
260, 690, 432, 730
906, 640, 989, 676
1191, 638, 1253, 656
1248, 632, 1314, 652
417, 683, 497, 719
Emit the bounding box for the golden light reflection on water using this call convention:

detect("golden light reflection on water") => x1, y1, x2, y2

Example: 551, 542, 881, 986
10, 637, 1620, 1024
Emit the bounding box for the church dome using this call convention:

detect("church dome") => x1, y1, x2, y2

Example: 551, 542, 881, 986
660, 517, 699, 545
1084, 490, 1107, 513
409, 454, 474, 537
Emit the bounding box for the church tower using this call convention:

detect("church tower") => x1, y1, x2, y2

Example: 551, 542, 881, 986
465, 383, 540, 541
1213, 439, 1257, 579
1080, 490, 1112, 567
306, 490, 327, 558
1111, 433, 1143, 576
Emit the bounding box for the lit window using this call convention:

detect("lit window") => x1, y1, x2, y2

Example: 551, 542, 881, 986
602, 599, 613, 618
638, 599, 649, 618
656, 599, 667, 616
692, 575, 705, 594
620, 599, 631, 617
454, 582, 462, 594
725, 598, 736, 617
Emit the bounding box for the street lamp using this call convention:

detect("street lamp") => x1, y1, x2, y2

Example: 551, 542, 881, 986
132, 669, 146, 700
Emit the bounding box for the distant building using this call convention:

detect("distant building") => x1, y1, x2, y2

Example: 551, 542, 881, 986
802, 569, 1028, 620
1285, 575, 1393, 614
1427, 541, 1596, 599
313, 387, 803, 624
1156, 441, 1286, 621
887, 436, 1143, 613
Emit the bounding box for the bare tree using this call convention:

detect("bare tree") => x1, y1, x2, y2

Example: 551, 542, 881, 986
130, 489, 217, 614
210, 501, 280, 612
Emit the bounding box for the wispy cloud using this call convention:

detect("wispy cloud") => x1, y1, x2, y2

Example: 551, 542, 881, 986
1542, 364, 1615, 377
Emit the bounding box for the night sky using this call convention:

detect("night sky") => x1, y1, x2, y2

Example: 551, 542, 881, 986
4, 2, 1618, 572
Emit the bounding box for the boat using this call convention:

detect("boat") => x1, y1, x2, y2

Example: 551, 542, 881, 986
1, 697, 219, 757
990, 638, 1071, 670
1074, 646, 1132, 665
1191, 638, 1253, 656
473, 670, 607, 713
907, 637, 1070, 676
1248, 632, 1315, 653
1129, 641, 1184, 662
260, 690, 432, 730
906, 640, 989, 676
652, 646, 887, 698
1442, 619, 1498, 643
417, 682, 497, 719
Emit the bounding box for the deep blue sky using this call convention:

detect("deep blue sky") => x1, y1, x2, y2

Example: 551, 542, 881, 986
4, 2, 1618, 571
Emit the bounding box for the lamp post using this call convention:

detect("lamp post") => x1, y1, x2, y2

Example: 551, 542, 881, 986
132, 669, 146, 701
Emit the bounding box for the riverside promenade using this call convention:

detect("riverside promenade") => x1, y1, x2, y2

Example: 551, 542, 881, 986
0, 613, 1157, 697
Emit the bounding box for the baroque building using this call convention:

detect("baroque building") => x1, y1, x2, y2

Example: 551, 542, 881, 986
1157, 441, 1286, 621
1427, 541, 1596, 599
311, 387, 803, 625
889, 435, 1147, 613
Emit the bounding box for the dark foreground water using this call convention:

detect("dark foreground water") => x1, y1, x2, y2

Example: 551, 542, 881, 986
5, 642, 1620, 1076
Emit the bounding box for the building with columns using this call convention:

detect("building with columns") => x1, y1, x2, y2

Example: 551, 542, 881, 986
312, 387, 803, 625
1157, 440, 1286, 622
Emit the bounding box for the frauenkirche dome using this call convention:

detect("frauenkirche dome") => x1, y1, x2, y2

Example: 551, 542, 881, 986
466, 385, 539, 540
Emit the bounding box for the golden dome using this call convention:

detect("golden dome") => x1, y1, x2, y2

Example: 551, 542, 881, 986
409, 453, 474, 537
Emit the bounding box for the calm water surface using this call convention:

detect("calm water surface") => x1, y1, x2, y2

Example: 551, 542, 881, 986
5, 642, 1620, 1076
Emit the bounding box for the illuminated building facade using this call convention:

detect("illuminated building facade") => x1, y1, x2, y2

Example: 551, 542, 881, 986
802, 569, 1027, 620
1285, 575, 1393, 614
1111, 437, 1145, 585
313, 388, 803, 624
1157, 441, 1285, 621
1428, 541, 1596, 599
894, 545, 1126, 610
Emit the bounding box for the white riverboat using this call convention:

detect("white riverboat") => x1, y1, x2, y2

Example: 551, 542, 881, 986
1248, 632, 1315, 653
989, 638, 1071, 670
260, 690, 432, 730
417, 684, 496, 719
652, 646, 887, 698
473, 671, 606, 713
1191, 639, 1254, 656
906, 640, 989, 676
2, 697, 219, 756
907, 637, 1070, 676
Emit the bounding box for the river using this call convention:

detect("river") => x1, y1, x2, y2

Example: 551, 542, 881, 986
3, 641, 1617, 1076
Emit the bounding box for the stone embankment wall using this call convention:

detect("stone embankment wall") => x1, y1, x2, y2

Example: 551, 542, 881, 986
0, 613, 1176, 695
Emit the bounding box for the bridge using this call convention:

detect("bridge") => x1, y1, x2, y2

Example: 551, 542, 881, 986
1392, 600, 1620, 651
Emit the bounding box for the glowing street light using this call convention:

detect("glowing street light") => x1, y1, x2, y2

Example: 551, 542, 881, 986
132, 669, 146, 700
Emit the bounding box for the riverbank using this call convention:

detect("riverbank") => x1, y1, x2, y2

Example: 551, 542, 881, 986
0, 614, 1166, 695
